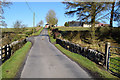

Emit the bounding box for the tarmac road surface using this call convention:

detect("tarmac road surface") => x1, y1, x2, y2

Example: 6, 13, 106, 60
20, 29, 92, 78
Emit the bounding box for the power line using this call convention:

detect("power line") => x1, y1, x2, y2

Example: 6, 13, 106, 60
25, 0, 39, 19
25, 0, 41, 27
25, 0, 36, 30
25, 0, 34, 13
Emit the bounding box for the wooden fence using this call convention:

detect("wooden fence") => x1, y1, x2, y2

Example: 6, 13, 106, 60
0, 45, 11, 63
0, 39, 27, 65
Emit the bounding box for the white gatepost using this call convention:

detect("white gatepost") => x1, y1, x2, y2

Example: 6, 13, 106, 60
0, 47, 2, 65
7, 45, 9, 55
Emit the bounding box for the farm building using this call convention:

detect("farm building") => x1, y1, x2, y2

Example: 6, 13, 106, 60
66, 21, 109, 27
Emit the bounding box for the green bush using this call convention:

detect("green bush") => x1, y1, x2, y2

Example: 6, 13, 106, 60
32, 28, 37, 33
64, 22, 69, 27
96, 27, 111, 40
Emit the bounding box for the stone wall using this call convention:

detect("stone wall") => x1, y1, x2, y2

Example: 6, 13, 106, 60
56, 39, 105, 65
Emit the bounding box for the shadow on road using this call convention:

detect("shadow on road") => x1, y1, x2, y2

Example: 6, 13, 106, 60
40, 34, 49, 36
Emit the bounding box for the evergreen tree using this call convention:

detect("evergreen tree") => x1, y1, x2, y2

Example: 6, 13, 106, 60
64, 22, 69, 27
63, 1, 110, 42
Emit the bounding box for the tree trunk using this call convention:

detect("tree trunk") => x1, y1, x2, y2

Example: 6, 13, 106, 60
91, 3, 96, 43
110, 2, 115, 27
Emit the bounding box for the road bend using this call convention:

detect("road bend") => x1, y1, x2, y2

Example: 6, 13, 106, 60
20, 29, 92, 78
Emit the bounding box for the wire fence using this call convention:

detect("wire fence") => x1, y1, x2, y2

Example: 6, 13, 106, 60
56, 39, 120, 77
108, 46, 120, 77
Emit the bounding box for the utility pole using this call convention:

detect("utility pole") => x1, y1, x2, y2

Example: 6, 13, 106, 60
33, 12, 35, 34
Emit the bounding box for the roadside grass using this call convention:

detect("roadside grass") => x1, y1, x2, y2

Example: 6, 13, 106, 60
48, 29, 56, 43
49, 34, 56, 43
54, 27, 90, 31
31, 27, 43, 36
1, 42, 32, 78
48, 29, 119, 79
55, 44, 118, 79
55, 27, 120, 76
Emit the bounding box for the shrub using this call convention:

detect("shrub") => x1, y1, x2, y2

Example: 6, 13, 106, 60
25, 31, 33, 36
96, 27, 111, 40
64, 22, 69, 27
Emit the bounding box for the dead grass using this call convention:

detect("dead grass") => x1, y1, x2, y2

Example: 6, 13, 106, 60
1, 27, 42, 46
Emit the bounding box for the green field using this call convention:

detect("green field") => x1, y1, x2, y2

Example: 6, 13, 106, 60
54, 27, 90, 31
1, 27, 35, 32
1, 27, 43, 46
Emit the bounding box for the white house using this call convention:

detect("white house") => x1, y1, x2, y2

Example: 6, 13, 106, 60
83, 24, 91, 27
45, 24, 49, 28
66, 21, 109, 27
82, 22, 109, 27
68, 21, 83, 27
83, 23, 99, 27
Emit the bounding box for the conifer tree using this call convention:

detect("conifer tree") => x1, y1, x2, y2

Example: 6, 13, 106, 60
63, 1, 110, 42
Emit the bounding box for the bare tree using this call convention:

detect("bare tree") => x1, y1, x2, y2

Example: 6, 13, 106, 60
109, 1, 120, 27
39, 20, 44, 27
95, 1, 120, 27
45, 10, 58, 27
0, 0, 12, 28
114, 5, 120, 27
13, 20, 27, 33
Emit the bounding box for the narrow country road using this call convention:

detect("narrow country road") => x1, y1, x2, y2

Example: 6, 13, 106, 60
20, 29, 92, 78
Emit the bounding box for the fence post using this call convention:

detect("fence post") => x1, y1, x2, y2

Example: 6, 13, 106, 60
4, 45, 8, 60
7, 45, 11, 58
105, 42, 110, 70
0, 47, 2, 65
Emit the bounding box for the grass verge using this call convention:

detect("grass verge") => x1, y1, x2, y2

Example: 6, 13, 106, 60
48, 29, 56, 43
32, 27, 43, 36
1, 42, 32, 78
48, 29, 119, 79
55, 44, 119, 79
